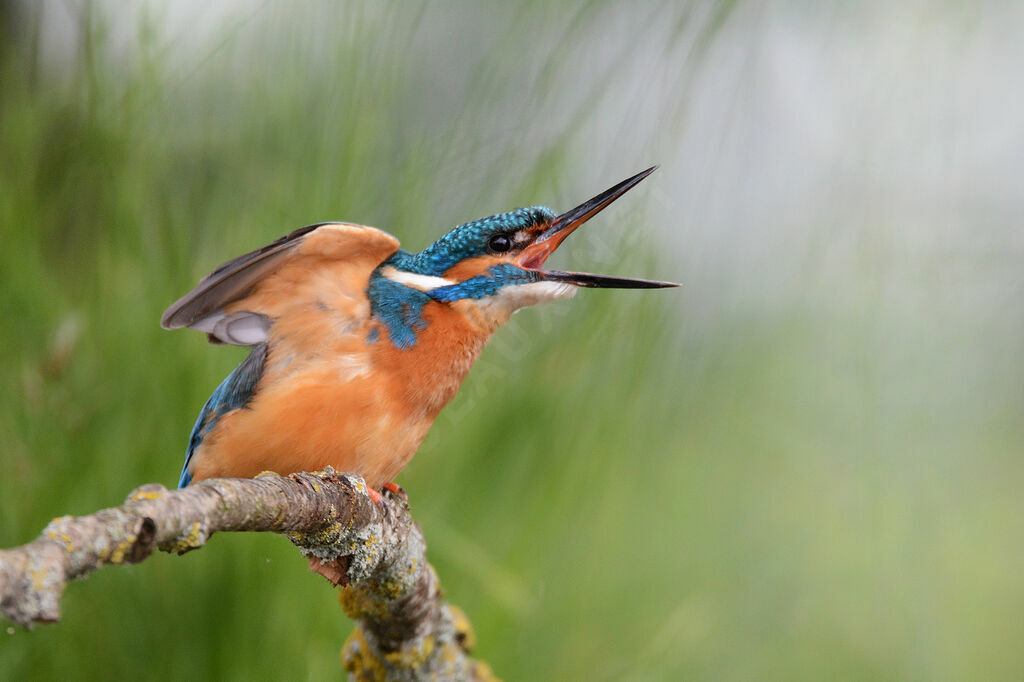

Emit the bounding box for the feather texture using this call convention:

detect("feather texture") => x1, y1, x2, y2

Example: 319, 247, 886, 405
179, 343, 268, 487
161, 223, 399, 344
169, 223, 403, 485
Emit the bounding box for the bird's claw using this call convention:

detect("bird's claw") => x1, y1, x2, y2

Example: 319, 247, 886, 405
366, 483, 406, 506
382, 481, 408, 500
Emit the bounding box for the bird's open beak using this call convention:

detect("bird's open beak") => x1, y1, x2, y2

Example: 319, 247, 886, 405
516, 166, 679, 289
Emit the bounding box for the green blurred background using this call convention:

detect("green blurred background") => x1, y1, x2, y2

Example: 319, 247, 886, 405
2, 1, 1023, 679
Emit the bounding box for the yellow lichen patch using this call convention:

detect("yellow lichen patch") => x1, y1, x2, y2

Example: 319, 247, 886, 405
127, 489, 164, 501
28, 568, 48, 591
449, 605, 477, 652
382, 634, 434, 669
288, 521, 342, 548
255, 470, 278, 479
108, 537, 137, 564
373, 578, 405, 600
437, 640, 460, 665
349, 476, 368, 496
341, 627, 389, 681
163, 522, 204, 553
44, 528, 74, 553
337, 586, 387, 620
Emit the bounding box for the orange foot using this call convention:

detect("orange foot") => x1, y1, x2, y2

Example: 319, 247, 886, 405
366, 482, 408, 505
383, 481, 408, 500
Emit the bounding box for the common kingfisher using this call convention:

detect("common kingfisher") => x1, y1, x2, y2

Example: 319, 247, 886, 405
162, 167, 676, 492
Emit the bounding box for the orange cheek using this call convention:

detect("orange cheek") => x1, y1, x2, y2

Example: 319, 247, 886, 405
442, 255, 507, 282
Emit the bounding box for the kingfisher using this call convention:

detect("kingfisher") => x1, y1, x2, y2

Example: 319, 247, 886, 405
162, 166, 676, 495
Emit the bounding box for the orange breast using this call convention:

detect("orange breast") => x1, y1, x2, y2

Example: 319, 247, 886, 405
188, 299, 491, 489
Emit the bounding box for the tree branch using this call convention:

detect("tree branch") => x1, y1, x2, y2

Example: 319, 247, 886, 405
0, 469, 497, 681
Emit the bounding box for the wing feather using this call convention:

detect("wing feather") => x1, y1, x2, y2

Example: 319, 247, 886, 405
161, 223, 400, 344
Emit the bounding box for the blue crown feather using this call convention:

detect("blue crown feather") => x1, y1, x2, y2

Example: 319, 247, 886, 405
366, 207, 554, 350
407, 206, 554, 276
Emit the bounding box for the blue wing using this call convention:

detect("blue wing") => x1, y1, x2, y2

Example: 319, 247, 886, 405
179, 343, 268, 487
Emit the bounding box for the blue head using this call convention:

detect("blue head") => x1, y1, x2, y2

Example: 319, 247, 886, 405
368, 167, 676, 347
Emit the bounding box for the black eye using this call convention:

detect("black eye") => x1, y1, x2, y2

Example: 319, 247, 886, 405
488, 234, 513, 253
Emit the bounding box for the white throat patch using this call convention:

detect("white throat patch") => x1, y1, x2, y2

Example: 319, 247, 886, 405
476, 280, 577, 317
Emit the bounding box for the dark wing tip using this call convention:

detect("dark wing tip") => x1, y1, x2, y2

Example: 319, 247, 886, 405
160, 301, 188, 329
161, 295, 197, 329
159, 223, 330, 331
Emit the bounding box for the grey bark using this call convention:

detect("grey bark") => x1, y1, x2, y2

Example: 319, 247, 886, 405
0, 469, 496, 681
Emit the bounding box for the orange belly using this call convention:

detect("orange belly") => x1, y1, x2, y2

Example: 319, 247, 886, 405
188, 365, 434, 488
187, 301, 489, 489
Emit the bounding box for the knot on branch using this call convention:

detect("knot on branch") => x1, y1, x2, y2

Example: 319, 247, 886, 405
287, 474, 420, 589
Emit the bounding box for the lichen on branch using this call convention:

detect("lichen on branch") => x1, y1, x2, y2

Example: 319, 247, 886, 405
0, 468, 496, 681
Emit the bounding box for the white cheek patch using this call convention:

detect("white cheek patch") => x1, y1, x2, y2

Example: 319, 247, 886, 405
381, 266, 455, 291
476, 280, 577, 316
